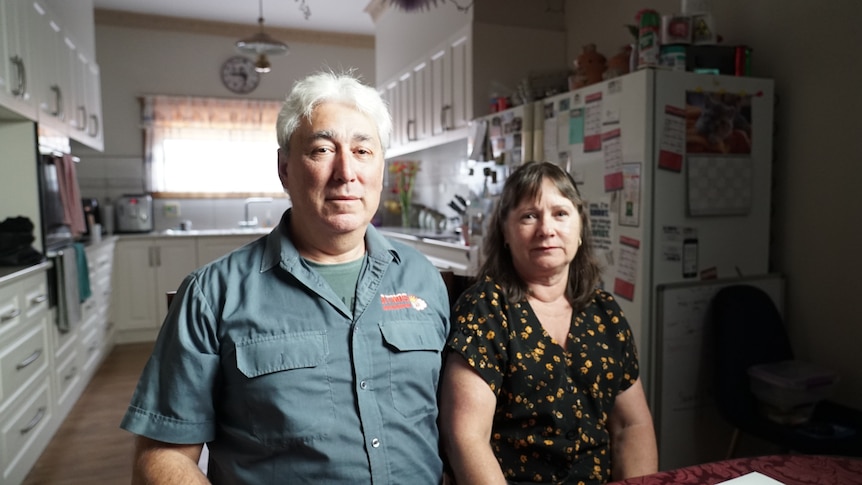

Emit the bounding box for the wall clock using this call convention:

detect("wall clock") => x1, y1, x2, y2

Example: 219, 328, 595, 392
220, 56, 260, 94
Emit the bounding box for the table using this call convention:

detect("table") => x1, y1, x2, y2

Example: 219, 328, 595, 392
609, 454, 862, 485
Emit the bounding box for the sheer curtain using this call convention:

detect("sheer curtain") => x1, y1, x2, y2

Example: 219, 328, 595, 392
141, 95, 284, 194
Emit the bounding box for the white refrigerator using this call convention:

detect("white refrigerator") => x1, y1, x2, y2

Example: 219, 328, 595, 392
538, 69, 776, 468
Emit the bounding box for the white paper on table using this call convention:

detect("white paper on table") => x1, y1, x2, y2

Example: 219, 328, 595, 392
716, 471, 785, 485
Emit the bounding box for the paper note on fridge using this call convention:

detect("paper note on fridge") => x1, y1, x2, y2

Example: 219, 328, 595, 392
716, 471, 784, 485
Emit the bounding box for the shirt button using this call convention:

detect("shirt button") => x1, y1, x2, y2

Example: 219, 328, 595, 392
359, 380, 368, 390
371, 438, 381, 448
566, 430, 577, 440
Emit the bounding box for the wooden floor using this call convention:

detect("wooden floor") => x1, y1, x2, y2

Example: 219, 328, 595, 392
22, 342, 154, 485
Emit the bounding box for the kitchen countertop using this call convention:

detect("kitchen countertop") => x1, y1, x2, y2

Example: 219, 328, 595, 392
115, 227, 274, 239
0, 260, 52, 286
377, 226, 466, 248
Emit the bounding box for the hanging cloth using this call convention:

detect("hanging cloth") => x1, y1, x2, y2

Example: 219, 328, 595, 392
53, 154, 87, 237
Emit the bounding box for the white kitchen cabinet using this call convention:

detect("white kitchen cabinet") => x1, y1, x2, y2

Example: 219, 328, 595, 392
113, 238, 197, 343
430, 30, 471, 136
0, 0, 103, 150
0, 265, 54, 485
375, 4, 566, 158
195, 234, 260, 267
381, 28, 472, 157
29, 1, 71, 134
0, 0, 37, 119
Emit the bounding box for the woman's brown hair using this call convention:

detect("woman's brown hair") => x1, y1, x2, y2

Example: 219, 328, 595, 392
478, 161, 602, 311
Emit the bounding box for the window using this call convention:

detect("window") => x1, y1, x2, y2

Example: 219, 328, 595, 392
141, 95, 285, 195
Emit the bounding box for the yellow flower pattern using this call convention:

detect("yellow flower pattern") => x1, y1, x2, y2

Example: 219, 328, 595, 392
447, 277, 639, 484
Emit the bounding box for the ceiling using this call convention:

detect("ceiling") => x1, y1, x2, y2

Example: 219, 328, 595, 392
91, 0, 377, 36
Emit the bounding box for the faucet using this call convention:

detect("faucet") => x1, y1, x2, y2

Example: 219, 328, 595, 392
239, 197, 273, 227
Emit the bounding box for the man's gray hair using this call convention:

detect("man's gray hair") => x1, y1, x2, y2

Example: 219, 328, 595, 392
276, 70, 392, 155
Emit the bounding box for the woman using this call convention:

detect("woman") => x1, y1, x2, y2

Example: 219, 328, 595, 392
441, 161, 657, 484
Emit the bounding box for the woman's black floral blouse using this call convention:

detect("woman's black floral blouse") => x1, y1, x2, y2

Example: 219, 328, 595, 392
446, 277, 640, 484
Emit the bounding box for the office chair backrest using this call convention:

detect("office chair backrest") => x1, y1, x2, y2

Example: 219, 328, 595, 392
709, 284, 794, 423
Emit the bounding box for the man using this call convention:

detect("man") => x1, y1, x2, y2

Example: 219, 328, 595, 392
121, 71, 451, 484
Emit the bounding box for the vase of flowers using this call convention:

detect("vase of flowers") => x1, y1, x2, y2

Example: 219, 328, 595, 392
389, 160, 420, 228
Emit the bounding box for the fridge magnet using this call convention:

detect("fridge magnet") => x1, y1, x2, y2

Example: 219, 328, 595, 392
543, 101, 558, 161
602, 128, 624, 192
685, 91, 753, 154
614, 235, 640, 301
588, 200, 613, 253
661, 225, 682, 262
619, 162, 642, 227
682, 235, 698, 278
658, 105, 686, 172
584, 92, 603, 152
687, 156, 753, 216
568, 108, 585, 145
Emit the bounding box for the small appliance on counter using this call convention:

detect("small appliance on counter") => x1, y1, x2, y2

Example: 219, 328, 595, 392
115, 194, 154, 233
81, 197, 103, 236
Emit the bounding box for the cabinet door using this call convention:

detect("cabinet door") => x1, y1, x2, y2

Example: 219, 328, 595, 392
83, 62, 103, 149
383, 80, 401, 148
29, 2, 68, 132
412, 61, 431, 141
430, 31, 472, 135
153, 239, 197, 325
429, 48, 447, 136
448, 33, 471, 131
0, 0, 37, 118
113, 240, 158, 332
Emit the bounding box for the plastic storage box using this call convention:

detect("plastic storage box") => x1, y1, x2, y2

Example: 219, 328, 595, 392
748, 360, 839, 424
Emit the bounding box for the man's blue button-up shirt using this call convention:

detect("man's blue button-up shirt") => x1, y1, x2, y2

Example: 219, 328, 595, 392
121, 212, 450, 484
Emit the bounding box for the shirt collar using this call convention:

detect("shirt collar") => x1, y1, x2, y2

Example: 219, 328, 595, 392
260, 209, 402, 273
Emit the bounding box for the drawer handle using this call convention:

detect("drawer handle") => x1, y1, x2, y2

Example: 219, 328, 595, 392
16, 348, 42, 370
65, 366, 79, 381
20, 406, 46, 435
30, 294, 48, 306
2, 308, 21, 322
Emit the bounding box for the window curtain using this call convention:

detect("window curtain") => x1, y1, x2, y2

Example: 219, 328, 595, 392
140, 95, 283, 192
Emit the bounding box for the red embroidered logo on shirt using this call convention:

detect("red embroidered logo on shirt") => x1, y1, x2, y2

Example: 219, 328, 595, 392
380, 293, 428, 311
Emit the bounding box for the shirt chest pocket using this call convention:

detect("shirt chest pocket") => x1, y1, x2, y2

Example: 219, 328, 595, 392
379, 321, 445, 418
235, 331, 334, 446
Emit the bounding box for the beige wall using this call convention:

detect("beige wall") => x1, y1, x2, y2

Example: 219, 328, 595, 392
567, 0, 862, 408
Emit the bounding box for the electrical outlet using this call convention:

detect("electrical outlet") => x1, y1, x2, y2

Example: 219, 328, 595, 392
163, 201, 181, 217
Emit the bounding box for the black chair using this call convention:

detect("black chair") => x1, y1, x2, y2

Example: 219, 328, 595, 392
709, 284, 862, 458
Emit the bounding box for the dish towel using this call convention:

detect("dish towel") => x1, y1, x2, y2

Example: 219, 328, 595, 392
75, 242, 91, 302
54, 154, 87, 237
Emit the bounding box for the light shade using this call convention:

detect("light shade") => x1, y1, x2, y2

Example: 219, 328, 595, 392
236, 30, 289, 56
235, 0, 289, 63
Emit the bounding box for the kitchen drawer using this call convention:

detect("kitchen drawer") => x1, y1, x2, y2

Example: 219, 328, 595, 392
0, 377, 54, 485
79, 324, 105, 375
51, 308, 78, 359
0, 271, 48, 343
55, 349, 83, 417
19, 271, 48, 321
0, 320, 49, 408
0, 281, 22, 341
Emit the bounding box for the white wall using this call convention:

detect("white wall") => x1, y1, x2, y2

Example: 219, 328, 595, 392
566, 0, 862, 409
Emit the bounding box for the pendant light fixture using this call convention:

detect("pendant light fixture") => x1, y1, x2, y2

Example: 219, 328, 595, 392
235, 0, 289, 73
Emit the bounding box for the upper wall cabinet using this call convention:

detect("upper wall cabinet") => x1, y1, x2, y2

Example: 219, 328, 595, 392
0, 0, 103, 150
0, 0, 38, 119
375, 3, 566, 158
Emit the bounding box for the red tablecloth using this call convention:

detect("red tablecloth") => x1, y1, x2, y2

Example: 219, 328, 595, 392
609, 454, 862, 485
